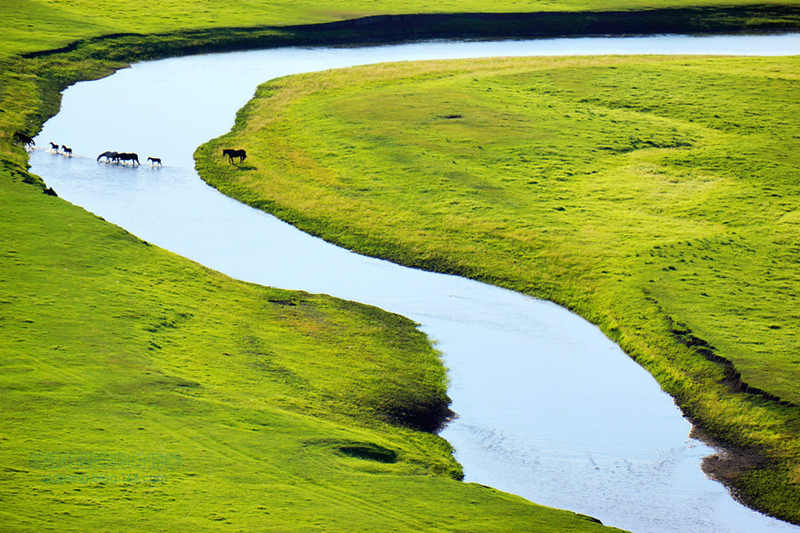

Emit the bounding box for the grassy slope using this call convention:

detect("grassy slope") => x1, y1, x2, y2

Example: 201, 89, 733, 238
1, 0, 800, 58
0, 14, 628, 533
1, 0, 798, 530
0, 165, 620, 532
195, 55, 800, 523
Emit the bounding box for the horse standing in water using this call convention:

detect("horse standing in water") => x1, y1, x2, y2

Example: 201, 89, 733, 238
61, 145, 72, 157
117, 152, 140, 166
222, 148, 247, 164
49, 142, 60, 152
147, 157, 162, 166
97, 151, 119, 163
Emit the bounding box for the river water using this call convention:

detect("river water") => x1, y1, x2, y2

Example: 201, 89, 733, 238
31, 34, 800, 533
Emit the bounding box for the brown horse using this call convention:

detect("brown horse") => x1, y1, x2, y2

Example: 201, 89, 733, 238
222, 148, 247, 164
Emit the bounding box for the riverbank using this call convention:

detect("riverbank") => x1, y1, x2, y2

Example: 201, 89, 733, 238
4, 2, 800, 59
194, 54, 800, 524
3, 157, 631, 531
0, 14, 641, 533
5, 4, 800, 158
2, 3, 798, 531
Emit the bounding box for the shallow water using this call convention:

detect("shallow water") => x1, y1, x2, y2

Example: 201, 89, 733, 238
32, 34, 800, 532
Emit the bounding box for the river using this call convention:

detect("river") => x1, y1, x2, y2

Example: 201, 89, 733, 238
31, 33, 800, 532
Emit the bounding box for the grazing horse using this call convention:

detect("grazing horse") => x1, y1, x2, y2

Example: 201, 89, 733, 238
50, 142, 59, 152
222, 148, 247, 164
13, 132, 35, 148
61, 145, 73, 156
147, 157, 162, 166
97, 151, 118, 162
117, 152, 140, 166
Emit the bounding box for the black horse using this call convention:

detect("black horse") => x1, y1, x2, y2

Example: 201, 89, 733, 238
50, 142, 59, 151
222, 148, 247, 164
117, 152, 140, 166
97, 151, 118, 162
147, 156, 162, 166
13, 132, 35, 148
61, 145, 72, 157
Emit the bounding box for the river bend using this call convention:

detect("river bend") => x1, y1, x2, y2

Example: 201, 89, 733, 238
32, 34, 800, 533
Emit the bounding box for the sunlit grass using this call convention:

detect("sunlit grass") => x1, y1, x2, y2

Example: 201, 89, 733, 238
1, 0, 799, 528
0, 63, 620, 533
1, 0, 798, 57
196, 54, 800, 523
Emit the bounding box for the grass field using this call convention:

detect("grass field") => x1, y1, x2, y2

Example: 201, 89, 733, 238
1, 0, 799, 58
195, 55, 800, 523
0, 10, 640, 531
1, 0, 799, 530
0, 160, 624, 531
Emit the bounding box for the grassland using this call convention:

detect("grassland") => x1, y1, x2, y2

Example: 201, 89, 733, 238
1, 0, 799, 530
195, 55, 800, 523
0, 8, 646, 532
2, 0, 800, 59
1, 158, 628, 531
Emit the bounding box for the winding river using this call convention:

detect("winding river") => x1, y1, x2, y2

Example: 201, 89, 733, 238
31, 34, 800, 532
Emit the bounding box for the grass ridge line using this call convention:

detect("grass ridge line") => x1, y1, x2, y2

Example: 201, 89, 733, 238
13, 5, 800, 62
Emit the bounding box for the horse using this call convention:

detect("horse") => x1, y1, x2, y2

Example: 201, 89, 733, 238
147, 157, 162, 166
222, 148, 247, 164
61, 145, 72, 157
13, 132, 35, 148
50, 142, 59, 152
97, 151, 118, 162
117, 152, 139, 166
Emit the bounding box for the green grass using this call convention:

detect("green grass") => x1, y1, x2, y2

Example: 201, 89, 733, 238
0, 164, 624, 531
2, 0, 800, 530
0, 38, 625, 533
195, 55, 800, 523
2, 0, 800, 58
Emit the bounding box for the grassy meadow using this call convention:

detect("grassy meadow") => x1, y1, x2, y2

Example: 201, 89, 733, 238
0, 5, 644, 531
1, 0, 799, 530
0, 165, 626, 531
1, 0, 799, 58
195, 55, 800, 523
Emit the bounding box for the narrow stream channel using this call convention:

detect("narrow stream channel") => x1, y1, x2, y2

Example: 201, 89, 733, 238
31, 34, 800, 533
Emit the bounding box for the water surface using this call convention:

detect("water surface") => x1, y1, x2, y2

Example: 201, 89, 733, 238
32, 34, 800, 533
